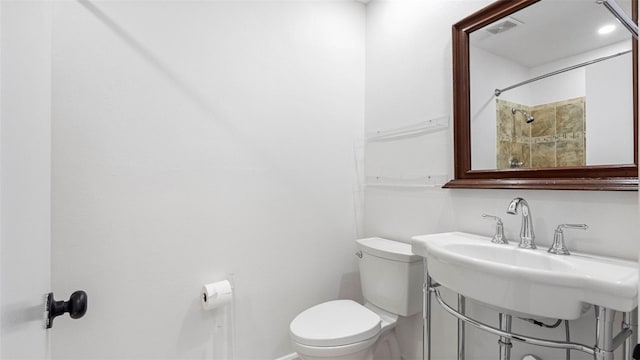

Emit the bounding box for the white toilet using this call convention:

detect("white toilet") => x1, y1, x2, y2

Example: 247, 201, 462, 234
289, 237, 422, 360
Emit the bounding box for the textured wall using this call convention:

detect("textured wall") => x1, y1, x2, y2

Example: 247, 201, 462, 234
496, 97, 586, 169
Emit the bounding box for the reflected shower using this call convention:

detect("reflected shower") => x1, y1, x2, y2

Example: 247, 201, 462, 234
512, 108, 534, 123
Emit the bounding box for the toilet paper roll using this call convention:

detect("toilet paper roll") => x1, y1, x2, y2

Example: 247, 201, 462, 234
201, 280, 233, 310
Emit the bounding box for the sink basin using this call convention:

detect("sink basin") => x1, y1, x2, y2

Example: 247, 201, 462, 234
411, 232, 638, 320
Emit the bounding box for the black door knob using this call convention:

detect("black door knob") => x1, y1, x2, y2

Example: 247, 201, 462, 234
46, 291, 88, 329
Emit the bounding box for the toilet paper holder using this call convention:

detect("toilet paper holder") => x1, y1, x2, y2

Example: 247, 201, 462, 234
202, 280, 233, 311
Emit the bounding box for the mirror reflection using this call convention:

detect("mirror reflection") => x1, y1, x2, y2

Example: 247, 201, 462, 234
470, 0, 634, 170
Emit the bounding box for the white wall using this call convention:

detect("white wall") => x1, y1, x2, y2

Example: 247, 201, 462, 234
469, 45, 530, 170
365, 1, 638, 360
0, 1, 52, 358
586, 48, 634, 165
528, 42, 631, 105
51, 1, 365, 358
528, 61, 585, 106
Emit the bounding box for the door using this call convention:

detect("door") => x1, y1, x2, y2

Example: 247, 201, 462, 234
1, 1, 52, 357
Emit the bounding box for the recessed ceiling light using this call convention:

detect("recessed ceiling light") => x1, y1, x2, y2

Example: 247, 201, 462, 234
598, 24, 617, 35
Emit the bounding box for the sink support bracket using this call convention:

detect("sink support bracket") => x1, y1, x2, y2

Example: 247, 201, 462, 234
422, 261, 432, 360
430, 286, 596, 355
595, 306, 616, 360
498, 313, 513, 360
422, 266, 636, 360
623, 309, 638, 360
458, 295, 466, 360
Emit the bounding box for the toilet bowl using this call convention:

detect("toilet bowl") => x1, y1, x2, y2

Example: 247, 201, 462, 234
290, 300, 399, 360
291, 334, 379, 360
289, 238, 422, 360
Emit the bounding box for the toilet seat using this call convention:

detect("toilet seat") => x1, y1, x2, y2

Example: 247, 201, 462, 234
289, 300, 381, 347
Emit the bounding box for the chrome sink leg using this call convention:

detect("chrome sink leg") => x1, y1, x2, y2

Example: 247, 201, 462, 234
594, 306, 615, 360
458, 295, 466, 360
423, 260, 432, 360
623, 308, 638, 360
499, 313, 513, 360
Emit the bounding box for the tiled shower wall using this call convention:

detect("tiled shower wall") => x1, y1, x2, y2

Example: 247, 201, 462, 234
496, 97, 586, 169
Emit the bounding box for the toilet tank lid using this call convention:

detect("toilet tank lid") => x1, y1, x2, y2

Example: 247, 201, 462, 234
356, 237, 421, 263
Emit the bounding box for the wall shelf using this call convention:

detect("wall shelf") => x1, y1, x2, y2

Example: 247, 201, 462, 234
366, 115, 449, 142
365, 175, 448, 189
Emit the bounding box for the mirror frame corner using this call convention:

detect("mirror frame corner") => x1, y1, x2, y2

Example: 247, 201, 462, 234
445, 0, 639, 191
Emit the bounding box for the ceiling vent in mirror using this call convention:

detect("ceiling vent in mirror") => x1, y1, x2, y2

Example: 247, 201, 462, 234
485, 17, 523, 35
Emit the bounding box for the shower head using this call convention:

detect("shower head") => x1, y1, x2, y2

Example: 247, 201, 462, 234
511, 108, 535, 123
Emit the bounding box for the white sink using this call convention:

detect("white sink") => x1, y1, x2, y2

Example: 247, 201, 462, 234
411, 232, 638, 320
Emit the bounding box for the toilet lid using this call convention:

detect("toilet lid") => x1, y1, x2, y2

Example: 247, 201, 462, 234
290, 300, 381, 347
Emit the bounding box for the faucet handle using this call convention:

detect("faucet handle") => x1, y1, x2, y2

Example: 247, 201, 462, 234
558, 224, 588, 231
482, 214, 508, 244
548, 224, 588, 255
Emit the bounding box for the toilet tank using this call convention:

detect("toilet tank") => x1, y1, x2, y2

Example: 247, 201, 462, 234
356, 237, 423, 317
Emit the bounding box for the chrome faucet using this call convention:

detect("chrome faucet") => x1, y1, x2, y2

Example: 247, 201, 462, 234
506, 197, 535, 249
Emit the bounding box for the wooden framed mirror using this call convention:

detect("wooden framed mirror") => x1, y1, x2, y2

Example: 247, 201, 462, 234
444, 0, 638, 190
